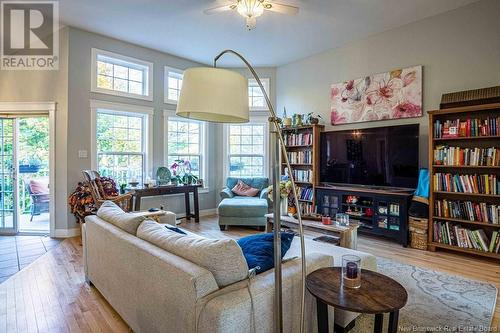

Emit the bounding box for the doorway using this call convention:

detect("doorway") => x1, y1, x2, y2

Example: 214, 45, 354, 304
0, 103, 55, 236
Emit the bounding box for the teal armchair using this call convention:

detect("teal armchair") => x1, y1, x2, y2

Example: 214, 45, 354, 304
218, 177, 269, 230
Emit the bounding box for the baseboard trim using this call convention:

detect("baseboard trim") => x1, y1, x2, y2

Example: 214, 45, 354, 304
54, 227, 81, 238
176, 208, 217, 218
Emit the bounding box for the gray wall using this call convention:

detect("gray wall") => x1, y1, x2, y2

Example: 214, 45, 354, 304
0, 27, 70, 231
276, 0, 500, 167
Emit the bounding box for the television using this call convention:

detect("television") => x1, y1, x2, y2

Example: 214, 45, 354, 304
320, 124, 419, 189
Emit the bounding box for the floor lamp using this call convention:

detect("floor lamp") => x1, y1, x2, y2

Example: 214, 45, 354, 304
176, 50, 306, 333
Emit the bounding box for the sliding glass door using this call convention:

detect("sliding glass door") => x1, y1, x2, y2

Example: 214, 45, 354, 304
0, 118, 16, 234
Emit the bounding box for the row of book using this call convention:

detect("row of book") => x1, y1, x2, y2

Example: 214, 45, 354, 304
298, 202, 314, 215
434, 199, 499, 224
286, 150, 312, 164
433, 145, 500, 166
286, 168, 313, 183
433, 173, 499, 195
297, 187, 314, 201
434, 116, 500, 138
283, 132, 313, 146
433, 221, 500, 253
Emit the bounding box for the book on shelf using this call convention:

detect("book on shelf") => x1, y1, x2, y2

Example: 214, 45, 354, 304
298, 201, 314, 215
433, 116, 499, 138
283, 132, 313, 146
433, 220, 500, 253
433, 173, 499, 195
297, 186, 314, 201
433, 146, 500, 166
285, 167, 313, 183
287, 150, 312, 164
434, 199, 499, 224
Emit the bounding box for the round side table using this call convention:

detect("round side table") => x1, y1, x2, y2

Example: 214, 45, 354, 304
306, 267, 408, 333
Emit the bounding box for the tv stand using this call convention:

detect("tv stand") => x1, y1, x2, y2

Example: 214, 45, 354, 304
315, 185, 413, 246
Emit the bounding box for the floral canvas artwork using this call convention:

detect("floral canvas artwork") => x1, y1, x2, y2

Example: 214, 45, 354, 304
330, 65, 422, 125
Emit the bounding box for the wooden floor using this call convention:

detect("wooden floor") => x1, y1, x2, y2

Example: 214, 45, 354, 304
1, 215, 498, 332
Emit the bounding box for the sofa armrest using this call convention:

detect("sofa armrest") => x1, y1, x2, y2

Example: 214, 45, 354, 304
220, 187, 234, 199
197, 252, 333, 333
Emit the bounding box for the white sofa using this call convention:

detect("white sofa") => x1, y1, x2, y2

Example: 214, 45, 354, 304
83, 206, 376, 333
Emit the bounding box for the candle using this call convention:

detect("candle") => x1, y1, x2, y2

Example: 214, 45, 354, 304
346, 261, 358, 279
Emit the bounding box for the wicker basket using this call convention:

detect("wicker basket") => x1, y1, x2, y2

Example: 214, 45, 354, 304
409, 217, 428, 250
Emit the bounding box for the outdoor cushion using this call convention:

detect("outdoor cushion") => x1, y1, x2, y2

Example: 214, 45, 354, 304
29, 178, 49, 194
218, 198, 268, 217
96, 201, 145, 235
137, 220, 249, 287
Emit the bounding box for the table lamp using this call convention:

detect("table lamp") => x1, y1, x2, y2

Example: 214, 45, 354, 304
176, 50, 306, 333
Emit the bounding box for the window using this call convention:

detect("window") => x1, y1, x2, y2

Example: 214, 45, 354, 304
164, 67, 184, 104
248, 78, 270, 110
225, 122, 267, 177
91, 101, 152, 185
91, 48, 153, 100
165, 113, 207, 184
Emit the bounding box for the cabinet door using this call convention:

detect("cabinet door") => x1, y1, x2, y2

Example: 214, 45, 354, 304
316, 190, 340, 217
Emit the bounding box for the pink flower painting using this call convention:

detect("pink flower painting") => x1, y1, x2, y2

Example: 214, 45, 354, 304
330, 66, 422, 125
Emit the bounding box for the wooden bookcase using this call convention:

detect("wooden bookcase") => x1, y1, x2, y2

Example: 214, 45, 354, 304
428, 102, 500, 259
281, 124, 324, 215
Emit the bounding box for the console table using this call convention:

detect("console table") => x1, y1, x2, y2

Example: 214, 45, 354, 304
127, 184, 201, 222
306, 267, 407, 333
265, 214, 359, 249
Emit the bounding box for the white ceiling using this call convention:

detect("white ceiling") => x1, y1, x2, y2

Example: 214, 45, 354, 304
59, 0, 479, 67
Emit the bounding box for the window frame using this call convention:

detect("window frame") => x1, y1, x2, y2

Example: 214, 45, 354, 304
90, 100, 154, 184
223, 116, 269, 179
163, 110, 209, 191
164, 66, 184, 105
248, 78, 270, 111
91, 48, 154, 101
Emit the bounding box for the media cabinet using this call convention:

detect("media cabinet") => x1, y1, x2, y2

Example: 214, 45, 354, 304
315, 185, 413, 246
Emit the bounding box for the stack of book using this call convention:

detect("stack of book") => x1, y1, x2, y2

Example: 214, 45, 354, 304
433, 173, 499, 194
434, 145, 500, 166
297, 187, 314, 201
287, 151, 312, 164
433, 221, 500, 253
434, 199, 499, 224
283, 132, 312, 146
434, 116, 500, 138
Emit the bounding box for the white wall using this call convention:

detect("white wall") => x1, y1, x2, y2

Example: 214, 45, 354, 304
276, 0, 500, 167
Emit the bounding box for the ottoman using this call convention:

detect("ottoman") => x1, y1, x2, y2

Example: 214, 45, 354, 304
218, 197, 268, 230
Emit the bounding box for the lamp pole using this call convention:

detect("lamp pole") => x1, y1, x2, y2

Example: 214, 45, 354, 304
214, 50, 307, 333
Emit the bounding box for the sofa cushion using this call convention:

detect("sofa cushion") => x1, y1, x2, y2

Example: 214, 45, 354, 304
231, 180, 260, 197
237, 232, 295, 274
137, 220, 249, 287
96, 201, 145, 235
226, 177, 269, 192
218, 198, 268, 217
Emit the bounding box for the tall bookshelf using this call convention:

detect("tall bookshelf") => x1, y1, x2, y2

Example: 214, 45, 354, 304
428, 102, 500, 260
281, 124, 324, 216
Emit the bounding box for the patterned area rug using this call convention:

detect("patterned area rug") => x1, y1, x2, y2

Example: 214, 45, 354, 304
350, 257, 497, 332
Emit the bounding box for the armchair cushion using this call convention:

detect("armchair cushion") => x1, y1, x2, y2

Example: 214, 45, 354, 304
231, 180, 260, 197
226, 177, 269, 194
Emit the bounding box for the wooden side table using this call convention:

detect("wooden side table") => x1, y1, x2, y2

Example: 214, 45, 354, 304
306, 267, 407, 333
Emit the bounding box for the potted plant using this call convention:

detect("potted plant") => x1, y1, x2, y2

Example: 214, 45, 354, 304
282, 107, 292, 127
19, 157, 42, 173
170, 159, 199, 185
305, 112, 323, 125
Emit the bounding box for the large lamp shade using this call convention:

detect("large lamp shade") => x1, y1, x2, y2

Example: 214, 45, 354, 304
176, 67, 249, 123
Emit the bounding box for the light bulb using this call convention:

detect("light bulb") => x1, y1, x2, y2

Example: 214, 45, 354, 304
237, 0, 264, 18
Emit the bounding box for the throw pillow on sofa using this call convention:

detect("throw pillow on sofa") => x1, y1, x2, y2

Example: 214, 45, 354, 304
137, 220, 249, 287
237, 232, 295, 274
96, 201, 146, 235
231, 180, 260, 197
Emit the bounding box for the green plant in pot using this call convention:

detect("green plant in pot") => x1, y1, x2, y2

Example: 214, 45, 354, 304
305, 112, 323, 125
170, 159, 199, 185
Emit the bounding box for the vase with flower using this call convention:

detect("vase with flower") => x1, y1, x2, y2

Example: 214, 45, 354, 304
267, 180, 293, 216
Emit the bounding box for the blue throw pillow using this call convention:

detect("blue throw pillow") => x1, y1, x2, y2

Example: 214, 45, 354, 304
237, 232, 295, 274
165, 225, 187, 235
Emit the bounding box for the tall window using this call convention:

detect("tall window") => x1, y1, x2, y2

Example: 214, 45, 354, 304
226, 123, 267, 177
248, 78, 270, 110
92, 49, 153, 100
164, 67, 184, 104
96, 110, 147, 185
166, 116, 205, 179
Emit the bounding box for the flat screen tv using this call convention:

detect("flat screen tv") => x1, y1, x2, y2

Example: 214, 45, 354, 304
320, 124, 419, 189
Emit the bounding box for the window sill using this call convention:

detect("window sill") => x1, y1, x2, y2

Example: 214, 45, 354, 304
91, 87, 153, 102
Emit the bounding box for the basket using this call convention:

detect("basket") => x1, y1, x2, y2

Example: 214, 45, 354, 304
409, 217, 428, 250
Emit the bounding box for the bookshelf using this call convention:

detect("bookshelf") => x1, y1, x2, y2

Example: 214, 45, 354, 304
428, 102, 500, 259
281, 124, 324, 216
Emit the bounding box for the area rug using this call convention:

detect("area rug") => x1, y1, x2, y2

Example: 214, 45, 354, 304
350, 257, 497, 332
